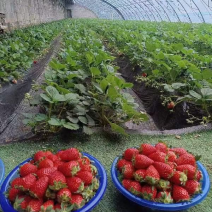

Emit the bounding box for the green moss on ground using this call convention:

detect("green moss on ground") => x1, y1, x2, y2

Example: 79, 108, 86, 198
0, 131, 212, 212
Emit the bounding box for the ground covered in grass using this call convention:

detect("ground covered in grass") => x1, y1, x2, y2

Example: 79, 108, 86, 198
0, 132, 212, 212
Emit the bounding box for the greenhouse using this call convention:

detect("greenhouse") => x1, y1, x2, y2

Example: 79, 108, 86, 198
0, 1, 212, 212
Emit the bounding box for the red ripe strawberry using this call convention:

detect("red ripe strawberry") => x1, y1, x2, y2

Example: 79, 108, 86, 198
34, 151, 46, 162
153, 162, 174, 180
60, 148, 81, 161
27, 199, 43, 212
142, 72, 147, 77
20, 163, 38, 177
141, 185, 157, 201
11, 177, 22, 188
70, 194, 85, 210
49, 171, 67, 191
170, 171, 187, 186
176, 153, 196, 166
156, 179, 172, 191
122, 179, 132, 190
167, 151, 177, 162
54, 160, 64, 169
167, 162, 177, 170
129, 181, 142, 196
134, 169, 146, 182
57, 188, 72, 203
195, 170, 203, 181
47, 154, 58, 162
54, 204, 61, 210
38, 158, 54, 169
40, 200, 54, 212
29, 160, 35, 164
156, 191, 173, 203
117, 159, 131, 171
76, 171, 93, 185
148, 151, 166, 163
133, 154, 154, 169
13, 195, 32, 211
177, 165, 196, 180
121, 164, 134, 179
167, 101, 175, 109
139, 144, 156, 156
145, 165, 160, 185
29, 176, 49, 199
67, 177, 84, 193
8, 187, 23, 202
171, 148, 187, 156
59, 161, 80, 177
33, 61, 37, 64
78, 157, 91, 171
155, 142, 168, 153
36, 167, 57, 178
15, 174, 37, 191
123, 148, 139, 161
184, 180, 201, 195
172, 185, 190, 202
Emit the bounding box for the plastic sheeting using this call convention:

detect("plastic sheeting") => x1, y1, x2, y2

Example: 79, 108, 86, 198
75, 0, 212, 23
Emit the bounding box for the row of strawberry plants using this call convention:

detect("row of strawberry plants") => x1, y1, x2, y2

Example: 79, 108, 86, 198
0, 20, 69, 85
23, 21, 148, 135
83, 19, 212, 125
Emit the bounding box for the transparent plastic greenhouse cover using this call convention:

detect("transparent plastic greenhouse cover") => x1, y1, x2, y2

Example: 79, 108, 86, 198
75, 0, 212, 23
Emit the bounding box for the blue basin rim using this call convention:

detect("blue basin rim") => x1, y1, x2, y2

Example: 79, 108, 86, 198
0, 159, 5, 186
111, 157, 210, 211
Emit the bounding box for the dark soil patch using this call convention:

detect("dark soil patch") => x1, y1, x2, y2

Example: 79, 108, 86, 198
115, 55, 205, 130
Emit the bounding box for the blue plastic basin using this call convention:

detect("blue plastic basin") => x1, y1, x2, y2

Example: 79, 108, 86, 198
111, 157, 210, 211
0, 153, 107, 212
0, 159, 5, 186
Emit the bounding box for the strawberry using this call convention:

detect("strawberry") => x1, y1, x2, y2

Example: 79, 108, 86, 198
170, 171, 187, 186
184, 180, 201, 195
11, 177, 22, 188
36, 167, 57, 178
156, 179, 172, 191
78, 157, 91, 171
122, 179, 132, 190
195, 170, 203, 181
148, 151, 166, 163
167, 162, 177, 169
133, 154, 153, 169
12, 79, 17, 84
129, 181, 142, 196
123, 148, 139, 161
29, 160, 35, 164
141, 185, 157, 201
54, 160, 64, 169
33, 61, 37, 64
38, 158, 54, 169
121, 164, 134, 179
20, 163, 38, 177
76, 171, 93, 185
60, 148, 81, 161
139, 144, 156, 156
167, 101, 175, 109
15, 173, 37, 191
45, 188, 56, 200
27, 199, 43, 212
70, 194, 85, 210
13, 195, 32, 211
29, 176, 49, 199
59, 161, 80, 177
54, 204, 61, 210
153, 162, 174, 180
8, 187, 23, 202
34, 151, 47, 162
156, 191, 173, 203
176, 153, 196, 166
171, 148, 187, 156
40, 200, 54, 212
117, 159, 131, 171
167, 151, 177, 162
49, 171, 67, 191
67, 177, 84, 193
134, 169, 146, 182
155, 142, 168, 153
145, 165, 160, 185
177, 165, 196, 180
57, 188, 72, 203
172, 185, 190, 202
142, 72, 147, 77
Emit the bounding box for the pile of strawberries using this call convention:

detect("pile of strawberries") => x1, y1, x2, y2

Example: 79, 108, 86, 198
117, 142, 202, 203
8, 148, 99, 212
